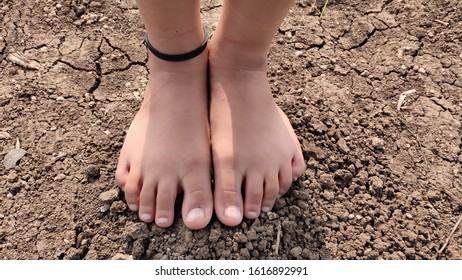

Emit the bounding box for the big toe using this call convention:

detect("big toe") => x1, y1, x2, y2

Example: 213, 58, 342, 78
181, 171, 213, 230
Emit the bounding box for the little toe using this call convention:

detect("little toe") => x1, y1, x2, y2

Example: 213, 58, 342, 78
182, 171, 213, 230
277, 106, 306, 180
261, 173, 279, 213
155, 179, 178, 228
279, 163, 293, 196
291, 150, 306, 180
214, 168, 244, 226
124, 171, 142, 212
115, 158, 129, 189
138, 179, 157, 223
244, 174, 264, 220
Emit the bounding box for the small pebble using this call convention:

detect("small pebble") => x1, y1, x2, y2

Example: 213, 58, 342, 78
290, 246, 303, 258
98, 188, 119, 203
86, 165, 100, 181
100, 204, 110, 213
233, 232, 248, 243
54, 173, 66, 181
337, 138, 350, 153
370, 137, 385, 151
3, 148, 27, 169
322, 189, 335, 201
75, 5, 86, 17
111, 253, 133, 260
0, 132, 11, 139
209, 229, 221, 242
267, 212, 279, 220
110, 201, 126, 213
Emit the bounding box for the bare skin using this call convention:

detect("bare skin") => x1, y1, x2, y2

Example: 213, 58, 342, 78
116, 0, 213, 230
208, 0, 305, 226
116, 0, 305, 229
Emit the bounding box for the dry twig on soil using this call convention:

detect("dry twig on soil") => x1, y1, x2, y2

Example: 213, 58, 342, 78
319, 0, 329, 22
437, 215, 462, 258
7, 52, 41, 70
275, 222, 282, 256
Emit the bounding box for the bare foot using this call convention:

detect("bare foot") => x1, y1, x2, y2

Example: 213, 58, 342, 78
209, 45, 306, 226
115, 52, 213, 230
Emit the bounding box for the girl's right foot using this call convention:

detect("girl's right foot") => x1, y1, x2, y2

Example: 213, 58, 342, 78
115, 49, 214, 230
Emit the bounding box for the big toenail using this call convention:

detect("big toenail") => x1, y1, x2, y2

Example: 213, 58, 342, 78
129, 204, 139, 211
140, 213, 152, 222
247, 211, 258, 219
262, 207, 271, 213
157, 217, 169, 225
186, 208, 205, 222
224, 206, 242, 220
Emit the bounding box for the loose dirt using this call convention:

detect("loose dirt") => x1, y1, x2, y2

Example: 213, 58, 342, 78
1, 0, 461, 260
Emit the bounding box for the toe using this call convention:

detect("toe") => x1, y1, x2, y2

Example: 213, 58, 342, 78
278, 106, 306, 180
181, 170, 213, 230
291, 149, 306, 180
115, 158, 129, 189
138, 178, 157, 223
261, 173, 279, 213
124, 171, 142, 212
279, 163, 293, 196
214, 168, 244, 226
244, 173, 264, 220
155, 178, 178, 228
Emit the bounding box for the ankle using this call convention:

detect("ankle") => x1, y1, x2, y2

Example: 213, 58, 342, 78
208, 37, 268, 71
147, 48, 209, 74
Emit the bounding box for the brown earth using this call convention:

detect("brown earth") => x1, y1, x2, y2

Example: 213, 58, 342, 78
1, 0, 461, 260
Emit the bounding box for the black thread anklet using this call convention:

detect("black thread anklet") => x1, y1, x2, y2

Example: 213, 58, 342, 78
144, 27, 209, 62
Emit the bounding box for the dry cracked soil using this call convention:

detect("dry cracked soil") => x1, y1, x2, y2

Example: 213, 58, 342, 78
1, 0, 461, 260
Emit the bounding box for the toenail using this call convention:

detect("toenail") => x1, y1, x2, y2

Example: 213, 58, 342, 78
128, 204, 139, 211
140, 213, 152, 222
262, 207, 271, 213
157, 217, 169, 225
247, 211, 258, 219
224, 206, 242, 220
186, 208, 205, 222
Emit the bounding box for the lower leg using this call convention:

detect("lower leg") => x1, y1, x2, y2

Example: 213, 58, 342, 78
209, 0, 306, 226
116, 0, 213, 230
210, 0, 295, 68
137, 0, 204, 55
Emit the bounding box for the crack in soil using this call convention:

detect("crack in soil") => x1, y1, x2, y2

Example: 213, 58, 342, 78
347, 28, 378, 51
88, 39, 104, 94
102, 60, 146, 76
